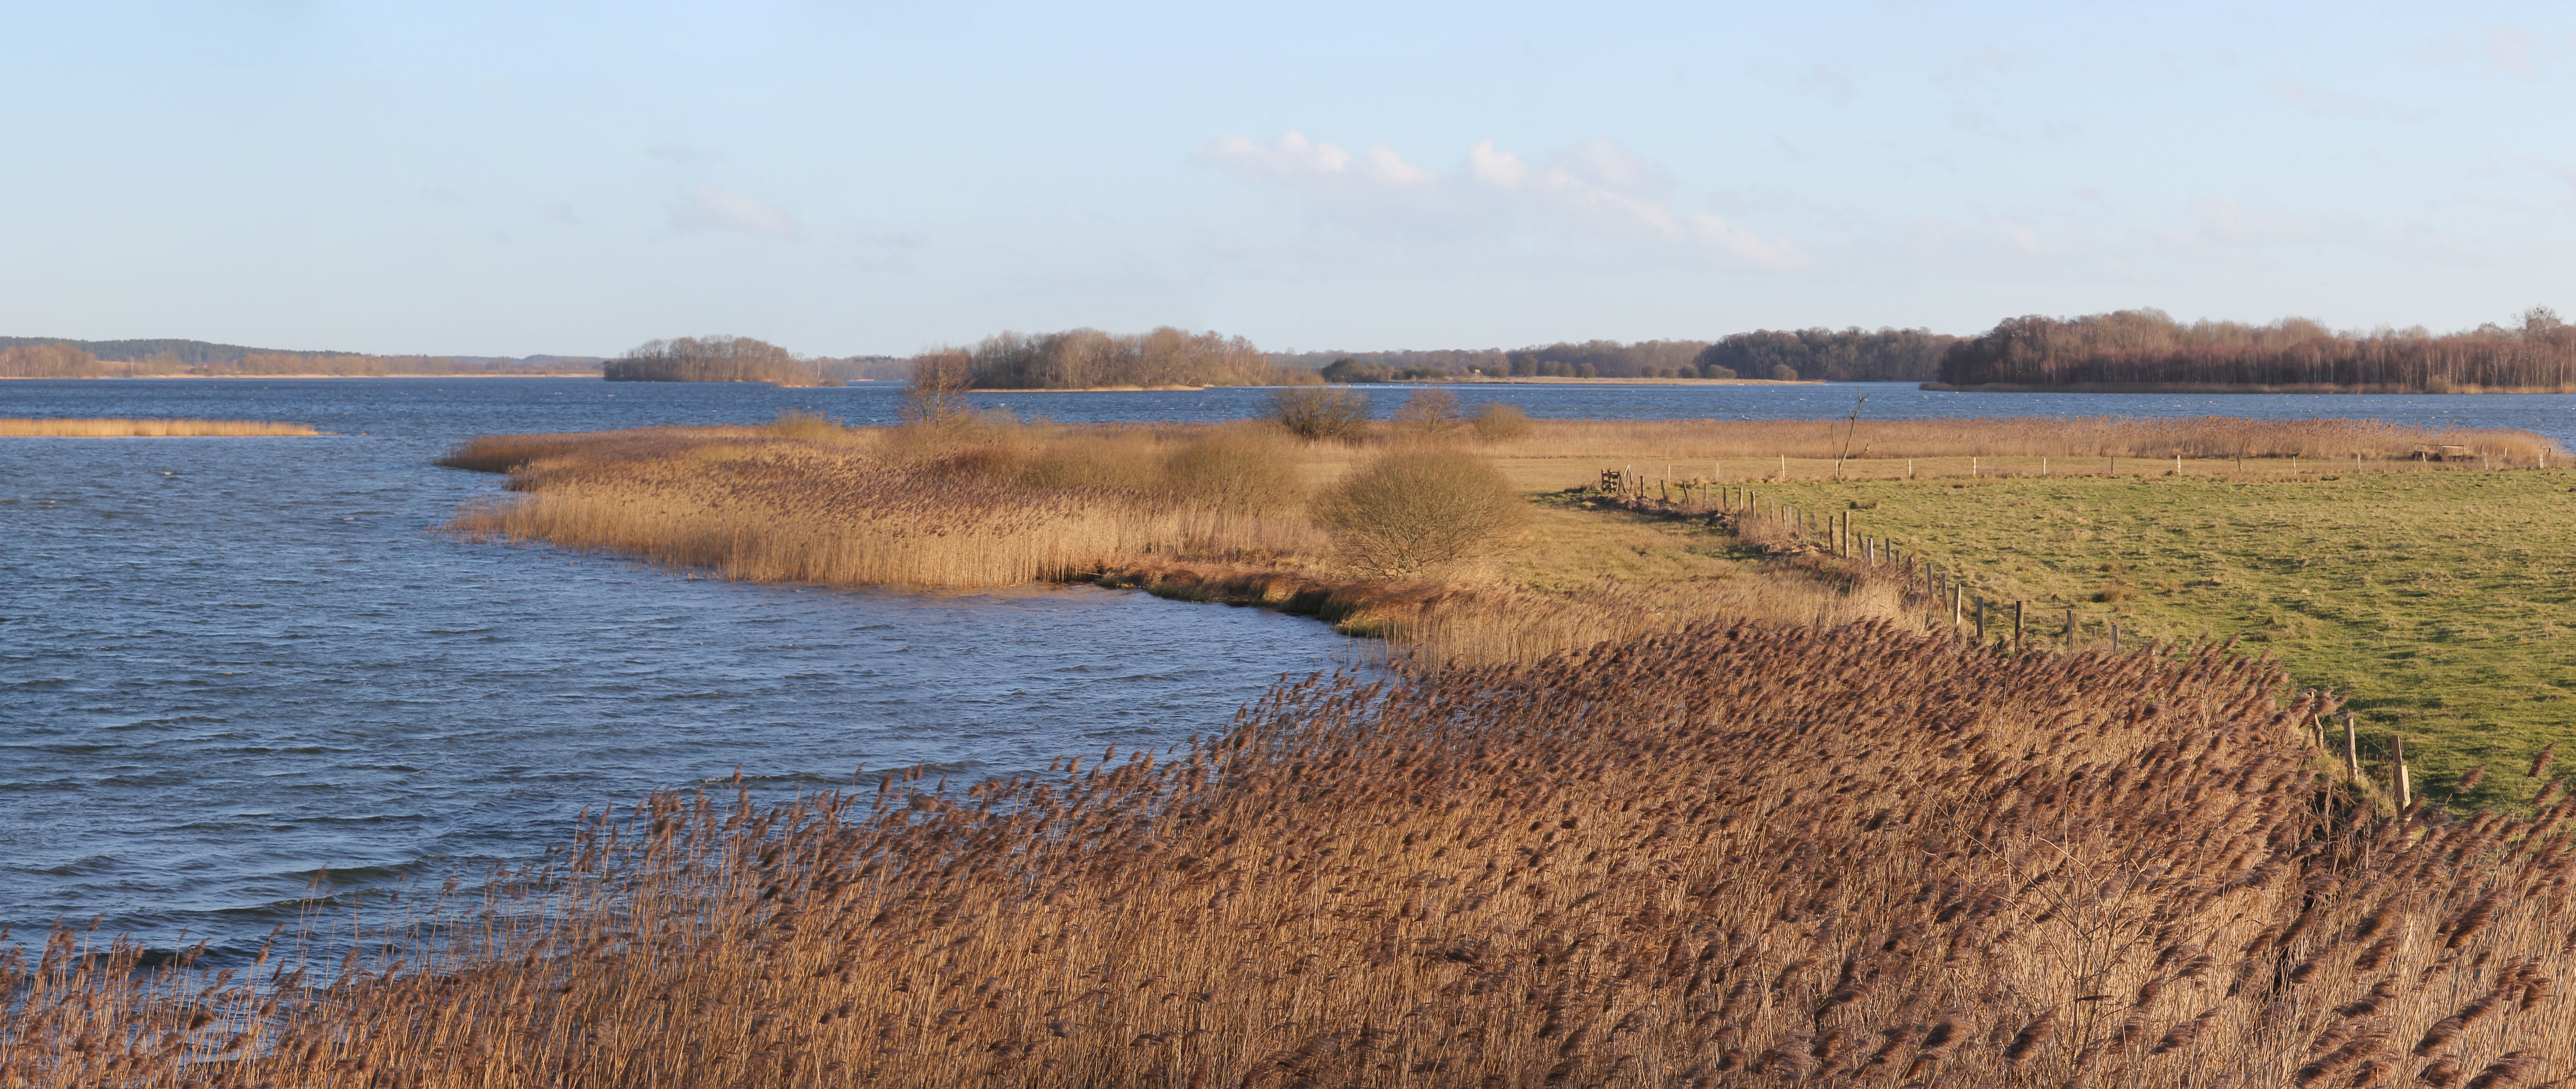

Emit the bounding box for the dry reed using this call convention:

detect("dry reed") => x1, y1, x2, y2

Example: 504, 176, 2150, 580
0, 418, 320, 437
12, 622, 2574, 1086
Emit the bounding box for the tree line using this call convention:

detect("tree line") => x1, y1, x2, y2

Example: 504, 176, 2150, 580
917, 327, 1314, 389
1939, 308, 2576, 391
1, 343, 598, 378
1277, 328, 1951, 382
604, 336, 838, 387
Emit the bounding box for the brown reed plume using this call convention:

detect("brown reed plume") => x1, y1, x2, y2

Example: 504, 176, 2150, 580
11, 622, 2573, 1086
0, 417, 321, 437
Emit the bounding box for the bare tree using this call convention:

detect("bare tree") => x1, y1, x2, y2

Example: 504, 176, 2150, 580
902, 349, 975, 426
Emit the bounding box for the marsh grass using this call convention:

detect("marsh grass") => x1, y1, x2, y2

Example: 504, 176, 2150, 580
12, 623, 2576, 1086
441, 414, 1945, 664
0, 417, 320, 437
438, 415, 2545, 668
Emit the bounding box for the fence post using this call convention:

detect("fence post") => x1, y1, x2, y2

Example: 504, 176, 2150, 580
2065, 604, 2075, 646
2342, 710, 2359, 782
2395, 731, 2411, 810
2014, 600, 2025, 652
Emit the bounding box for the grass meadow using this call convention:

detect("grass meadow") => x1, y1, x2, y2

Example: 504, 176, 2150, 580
16, 622, 2576, 1087
1673, 464, 2576, 813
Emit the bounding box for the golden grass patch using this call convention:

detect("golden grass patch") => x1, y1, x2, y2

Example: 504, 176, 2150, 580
0, 417, 320, 437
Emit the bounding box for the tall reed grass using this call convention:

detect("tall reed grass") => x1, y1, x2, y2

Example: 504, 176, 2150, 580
0, 417, 320, 437
12, 622, 2571, 1086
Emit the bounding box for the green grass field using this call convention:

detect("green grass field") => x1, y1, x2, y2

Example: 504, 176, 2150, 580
1726, 463, 2576, 809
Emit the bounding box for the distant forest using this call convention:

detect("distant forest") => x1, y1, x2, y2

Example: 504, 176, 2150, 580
821, 356, 909, 382
604, 336, 837, 387
1274, 328, 1951, 382
1939, 308, 2576, 392
0, 335, 342, 367
927, 328, 1314, 389
1, 340, 601, 379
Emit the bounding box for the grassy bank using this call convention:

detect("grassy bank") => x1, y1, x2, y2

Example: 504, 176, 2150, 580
20, 622, 2576, 1087
1696, 465, 2576, 810
0, 417, 320, 436
438, 414, 2555, 671
439, 416, 1918, 666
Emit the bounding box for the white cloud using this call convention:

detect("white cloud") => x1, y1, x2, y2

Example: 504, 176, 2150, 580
675, 185, 797, 239
1203, 131, 1806, 270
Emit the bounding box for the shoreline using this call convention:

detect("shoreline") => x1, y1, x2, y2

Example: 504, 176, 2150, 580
1923, 380, 2576, 395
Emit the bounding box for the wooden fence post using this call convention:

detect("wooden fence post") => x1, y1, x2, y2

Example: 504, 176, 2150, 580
1976, 598, 1986, 644
2014, 600, 2025, 652
2342, 710, 2359, 782
2395, 731, 2411, 810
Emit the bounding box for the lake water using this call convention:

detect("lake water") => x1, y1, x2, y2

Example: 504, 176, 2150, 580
6, 377, 2574, 958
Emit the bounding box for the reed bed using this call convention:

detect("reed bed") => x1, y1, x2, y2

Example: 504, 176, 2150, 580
0, 417, 319, 437
1477, 415, 2561, 462
441, 417, 1934, 664
449, 422, 1321, 590
12, 621, 2574, 1086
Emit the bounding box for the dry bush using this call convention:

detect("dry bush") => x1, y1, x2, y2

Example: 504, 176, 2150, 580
0, 417, 319, 437
1159, 423, 1301, 514
1475, 416, 2563, 462
18, 623, 2576, 1087
1470, 401, 1535, 441
1314, 447, 1524, 577
1262, 386, 1372, 441
1392, 388, 1464, 436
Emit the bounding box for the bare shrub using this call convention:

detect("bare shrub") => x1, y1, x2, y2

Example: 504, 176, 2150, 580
901, 348, 975, 426
1314, 448, 1522, 577
1468, 401, 1533, 441
1261, 386, 1371, 441
1391, 389, 1462, 436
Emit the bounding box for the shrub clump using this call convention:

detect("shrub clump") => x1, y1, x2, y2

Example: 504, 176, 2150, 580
1470, 402, 1534, 441
1262, 387, 1372, 441
1315, 449, 1523, 577
1161, 425, 1300, 513
1391, 389, 1463, 437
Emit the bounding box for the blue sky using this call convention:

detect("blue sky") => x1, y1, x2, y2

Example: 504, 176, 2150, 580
5, 1, 2573, 357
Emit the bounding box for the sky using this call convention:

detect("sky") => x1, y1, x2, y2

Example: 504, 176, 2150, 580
4, 1, 2574, 358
